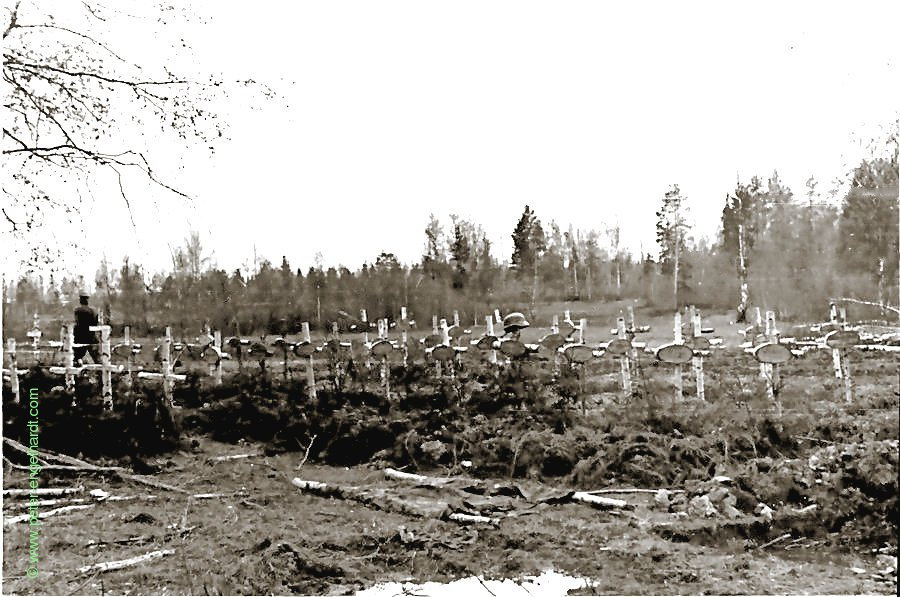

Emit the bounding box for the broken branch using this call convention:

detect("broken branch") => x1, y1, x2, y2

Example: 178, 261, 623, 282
76, 549, 175, 574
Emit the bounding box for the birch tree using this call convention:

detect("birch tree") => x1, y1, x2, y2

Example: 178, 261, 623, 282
655, 184, 690, 309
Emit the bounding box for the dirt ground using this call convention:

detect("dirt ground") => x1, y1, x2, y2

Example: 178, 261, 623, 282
1, 447, 896, 596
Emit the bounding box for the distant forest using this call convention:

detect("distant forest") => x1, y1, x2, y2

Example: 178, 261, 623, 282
4, 149, 898, 338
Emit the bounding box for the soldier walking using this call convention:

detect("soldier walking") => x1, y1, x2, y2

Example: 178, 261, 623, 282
73, 292, 100, 364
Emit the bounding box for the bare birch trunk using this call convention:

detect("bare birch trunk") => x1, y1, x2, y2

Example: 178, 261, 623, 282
673, 233, 680, 311
573, 261, 579, 299
736, 222, 749, 323
616, 260, 622, 297
586, 263, 592, 300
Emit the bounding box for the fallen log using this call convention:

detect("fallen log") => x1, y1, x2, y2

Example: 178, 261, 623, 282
571, 492, 628, 510
11, 498, 87, 510
76, 549, 175, 574
584, 488, 685, 495
190, 491, 248, 499
755, 532, 792, 550
291, 478, 493, 524
117, 474, 189, 495
3, 438, 107, 468
384, 467, 453, 485
3, 485, 84, 497
291, 479, 331, 494
209, 453, 260, 463
4, 504, 94, 526
3, 454, 188, 494
85, 526, 196, 549
10, 493, 157, 511
4, 460, 128, 474
447, 512, 496, 524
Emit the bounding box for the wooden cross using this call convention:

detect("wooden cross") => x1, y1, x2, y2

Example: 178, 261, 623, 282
137, 327, 186, 406
829, 303, 843, 379
212, 330, 223, 385
485, 315, 498, 366
579, 318, 589, 406
276, 334, 291, 380
549, 315, 562, 375
615, 316, 632, 395
399, 306, 409, 367
80, 324, 121, 410
301, 322, 316, 399
119, 326, 136, 389
433, 315, 442, 377
822, 306, 859, 403
690, 306, 705, 401
673, 312, 684, 400
3, 339, 26, 404
652, 313, 695, 403
751, 311, 790, 403
440, 317, 452, 377
48, 325, 80, 395
26, 313, 41, 352
361, 309, 371, 369
377, 318, 390, 398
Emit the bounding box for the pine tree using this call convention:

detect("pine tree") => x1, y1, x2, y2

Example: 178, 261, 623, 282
655, 184, 691, 309
838, 152, 899, 311
450, 219, 471, 289
721, 176, 765, 322
511, 206, 535, 276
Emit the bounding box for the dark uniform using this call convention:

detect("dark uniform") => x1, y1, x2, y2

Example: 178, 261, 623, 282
73, 304, 100, 363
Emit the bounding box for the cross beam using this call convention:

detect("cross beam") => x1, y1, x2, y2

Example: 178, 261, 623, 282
137, 327, 185, 406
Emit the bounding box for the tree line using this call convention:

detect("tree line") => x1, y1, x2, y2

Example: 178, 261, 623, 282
4, 148, 897, 338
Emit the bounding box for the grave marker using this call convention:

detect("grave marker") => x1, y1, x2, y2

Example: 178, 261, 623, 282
370, 319, 393, 398
471, 315, 499, 365
26, 313, 41, 353
690, 307, 705, 401
751, 311, 791, 401
824, 312, 858, 403
298, 322, 316, 399
112, 326, 138, 390
654, 313, 693, 401
829, 303, 843, 379
211, 330, 223, 385
613, 317, 632, 395
3, 339, 24, 404
541, 315, 566, 375
83, 324, 118, 410
49, 325, 79, 394
399, 306, 410, 366
137, 327, 186, 406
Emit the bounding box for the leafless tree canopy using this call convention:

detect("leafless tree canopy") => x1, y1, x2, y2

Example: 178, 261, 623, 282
2, 1, 271, 258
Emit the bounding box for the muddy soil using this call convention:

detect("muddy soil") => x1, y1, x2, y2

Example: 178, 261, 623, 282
2, 451, 897, 595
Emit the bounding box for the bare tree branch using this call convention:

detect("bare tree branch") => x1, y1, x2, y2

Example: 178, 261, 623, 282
6, 58, 190, 87
2, 1, 20, 39
9, 23, 131, 65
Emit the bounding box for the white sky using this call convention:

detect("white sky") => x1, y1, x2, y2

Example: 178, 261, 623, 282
5, 0, 900, 283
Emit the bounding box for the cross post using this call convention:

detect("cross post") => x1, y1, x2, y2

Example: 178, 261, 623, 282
4, 339, 22, 404
617, 316, 632, 395
691, 307, 705, 401
673, 312, 683, 401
